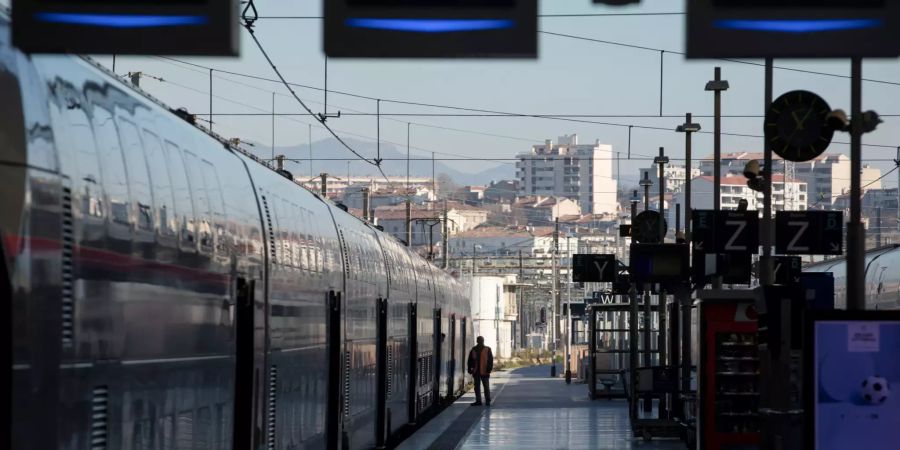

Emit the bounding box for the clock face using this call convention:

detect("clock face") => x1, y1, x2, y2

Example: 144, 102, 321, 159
765, 90, 835, 162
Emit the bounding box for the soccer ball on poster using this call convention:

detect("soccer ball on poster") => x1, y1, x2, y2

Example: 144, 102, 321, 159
860, 376, 891, 405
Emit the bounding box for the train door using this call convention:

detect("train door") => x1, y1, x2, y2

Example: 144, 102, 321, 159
326, 291, 343, 449
433, 308, 442, 407
447, 315, 456, 399
460, 317, 467, 392
375, 297, 388, 449
406, 302, 417, 425
232, 276, 257, 449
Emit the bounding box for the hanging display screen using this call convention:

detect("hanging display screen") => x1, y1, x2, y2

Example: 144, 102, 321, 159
688, 0, 900, 58
13, 0, 238, 55
325, 0, 537, 58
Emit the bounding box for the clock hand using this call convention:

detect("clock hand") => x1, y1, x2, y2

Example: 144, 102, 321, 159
790, 108, 814, 131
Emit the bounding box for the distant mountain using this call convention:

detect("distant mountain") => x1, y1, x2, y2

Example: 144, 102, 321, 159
262, 137, 513, 186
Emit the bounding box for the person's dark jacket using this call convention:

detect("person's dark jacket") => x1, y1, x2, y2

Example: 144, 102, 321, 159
467, 344, 494, 377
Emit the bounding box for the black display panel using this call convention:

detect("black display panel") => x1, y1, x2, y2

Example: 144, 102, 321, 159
325, 0, 537, 58
13, 0, 238, 55
349, 0, 514, 5
713, 0, 883, 6
688, 0, 900, 58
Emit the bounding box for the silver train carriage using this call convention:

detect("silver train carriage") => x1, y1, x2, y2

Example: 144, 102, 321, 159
805, 245, 900, 311
0, 13, 472, 450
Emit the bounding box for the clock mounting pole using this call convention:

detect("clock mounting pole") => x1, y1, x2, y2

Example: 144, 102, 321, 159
761, 58, 774, 287
847, 57, 865, 311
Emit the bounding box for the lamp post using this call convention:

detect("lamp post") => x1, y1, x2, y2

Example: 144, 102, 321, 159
565, 234, 573, 384
628, 189, 641, 419
674, 115, 700, 419
705, 68, 729, 289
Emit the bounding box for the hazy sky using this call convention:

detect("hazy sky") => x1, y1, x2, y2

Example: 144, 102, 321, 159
31, 1, 900, 188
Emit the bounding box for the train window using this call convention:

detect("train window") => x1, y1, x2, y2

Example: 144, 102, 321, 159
308, 209, 321, 274
157, 414, 174, 450
163, 142, 196, 252
302, 208, 315, 272
141, 130, 176, 238
199, 160, 228, 255
91, 107, 130, 226
281, 198, 296, 269
175, 410, 193, 450
195, 407, 212, 449
266, 194, 282, 266
63, 107, 105, 220
116, 118, 154, 232
184, 151, 213, 253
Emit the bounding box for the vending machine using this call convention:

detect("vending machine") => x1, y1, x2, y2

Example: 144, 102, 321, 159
697, 290, 760, 450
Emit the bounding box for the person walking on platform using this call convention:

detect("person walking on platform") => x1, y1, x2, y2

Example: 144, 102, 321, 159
467, 336, 494, 406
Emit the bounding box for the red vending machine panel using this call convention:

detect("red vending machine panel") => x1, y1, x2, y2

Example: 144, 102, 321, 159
698, 299, 760, 450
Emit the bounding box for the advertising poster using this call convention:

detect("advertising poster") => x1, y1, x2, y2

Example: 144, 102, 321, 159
814, 321, 900, 450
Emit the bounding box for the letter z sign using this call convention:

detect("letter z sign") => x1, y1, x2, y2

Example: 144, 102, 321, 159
775, 211, 843, 255
716, 211, 759, 253
691, 210, 758, 254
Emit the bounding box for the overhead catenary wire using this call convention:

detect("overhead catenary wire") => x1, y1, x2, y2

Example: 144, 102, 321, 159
152, 56, 899, 149
240, 6, 377, 168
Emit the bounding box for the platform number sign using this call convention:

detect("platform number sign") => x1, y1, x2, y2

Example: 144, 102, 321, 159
691, 210, 759, 254
572, 254, 617, 283
717, 211, 759, 253
775, 211, 843, 255
773, 256, 802, 285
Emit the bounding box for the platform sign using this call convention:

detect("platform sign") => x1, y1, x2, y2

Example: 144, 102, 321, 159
572, 254, 617, 283
773, 255, 802, 285
324, 0, 538, 58
691, 209, 716, 253
775, 211, 843, 255
717, 211, 759, 253
691, 210, 759, 254
619, 224, 632, 238
687, 0, 900, 58
13, 0, 239, 55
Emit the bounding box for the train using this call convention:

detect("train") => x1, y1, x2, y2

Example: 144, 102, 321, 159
0, 12, 472, 450
806, 244, 900, 311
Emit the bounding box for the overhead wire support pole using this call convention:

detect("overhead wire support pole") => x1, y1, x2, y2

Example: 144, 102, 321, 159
209, 68, 213, 132
271, 92, 276, 161
376, 99, 381, 165
659, 50, 664, 117
848, 57, 865, 311
551, 218, 560, 378
627, 126, 632, 159
565, 234, 572, 384
761, 58, 774, 286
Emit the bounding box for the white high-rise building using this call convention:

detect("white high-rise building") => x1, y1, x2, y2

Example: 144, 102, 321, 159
698, 152, 881, 207
638, 164, 701, 194
669, 175, 808, 225
515, 134, 617, 215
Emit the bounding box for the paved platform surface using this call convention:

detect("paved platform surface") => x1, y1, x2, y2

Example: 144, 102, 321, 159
396, 365, 686, 450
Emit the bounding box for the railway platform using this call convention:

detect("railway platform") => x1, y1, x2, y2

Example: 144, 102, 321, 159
396, 365, 685, 450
